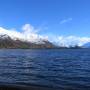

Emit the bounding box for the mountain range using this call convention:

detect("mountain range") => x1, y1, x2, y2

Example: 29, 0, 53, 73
0, 34, 90, 49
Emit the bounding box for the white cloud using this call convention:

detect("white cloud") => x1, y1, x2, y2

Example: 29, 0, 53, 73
60, 18, 72, 24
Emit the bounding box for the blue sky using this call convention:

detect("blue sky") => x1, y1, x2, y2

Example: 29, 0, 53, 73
0, 0, 90, 46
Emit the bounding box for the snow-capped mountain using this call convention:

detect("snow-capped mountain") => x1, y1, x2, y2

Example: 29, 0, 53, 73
0, 34, 55, 49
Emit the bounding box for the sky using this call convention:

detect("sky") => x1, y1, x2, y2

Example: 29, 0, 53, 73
0, 0, 90, 46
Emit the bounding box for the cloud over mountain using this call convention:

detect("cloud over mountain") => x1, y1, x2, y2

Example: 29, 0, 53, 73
0, 24, 90, 47
54, 36, 90, 47
0, 24, 48, 43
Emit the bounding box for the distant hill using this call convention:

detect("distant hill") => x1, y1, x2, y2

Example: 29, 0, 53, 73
82, 42, 90, 48
0, 34, 56, 49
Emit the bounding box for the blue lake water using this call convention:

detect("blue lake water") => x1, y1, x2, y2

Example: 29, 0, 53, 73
0, 49, 90, 90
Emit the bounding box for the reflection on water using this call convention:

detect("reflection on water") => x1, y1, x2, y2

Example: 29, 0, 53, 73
0, 49, 90, 90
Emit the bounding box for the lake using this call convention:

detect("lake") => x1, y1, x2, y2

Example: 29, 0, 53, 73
0, 49, 90, 90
